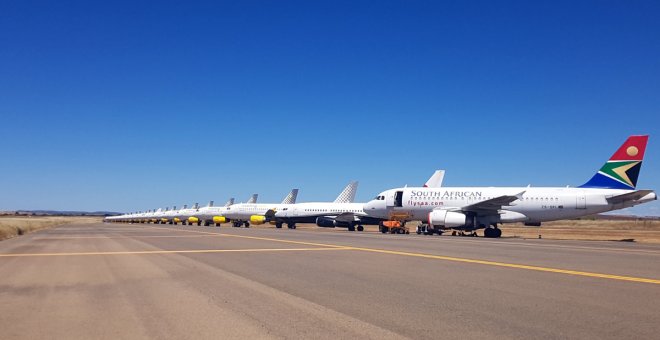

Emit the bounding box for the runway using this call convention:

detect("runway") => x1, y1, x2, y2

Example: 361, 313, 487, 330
1, 223, 659, 339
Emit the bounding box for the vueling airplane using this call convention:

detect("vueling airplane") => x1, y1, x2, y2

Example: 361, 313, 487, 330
225, 190, 298, 228
273, 172, 449, 231
194, 198, 235, 226
271, 181, 372, 230
363, 136, 656, 238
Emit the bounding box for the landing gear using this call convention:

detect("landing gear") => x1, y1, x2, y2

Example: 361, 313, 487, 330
416, 224, 438, 235
244, 221, 250, 228
287, 223, 296, 229
275, 222, 283, 229
232, 221, 241, 228
347, 224, 356, 232
204, 221, 210, 226
357, 225, 364, 232
197, 221, 202, 226
483, 226, 502, 238
215, 223, 220, 227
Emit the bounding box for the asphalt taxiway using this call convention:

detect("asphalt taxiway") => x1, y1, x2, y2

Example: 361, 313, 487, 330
1, 222, 659, 339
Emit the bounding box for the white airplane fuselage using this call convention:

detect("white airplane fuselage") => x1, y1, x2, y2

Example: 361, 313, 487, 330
365, 187, 656, 227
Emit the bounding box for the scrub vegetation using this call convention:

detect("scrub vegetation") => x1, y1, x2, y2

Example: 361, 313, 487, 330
501, 219, 660, 243
0, 216, 102, 241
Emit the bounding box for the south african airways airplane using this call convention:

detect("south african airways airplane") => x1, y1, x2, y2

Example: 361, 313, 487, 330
363, 136, 656, 238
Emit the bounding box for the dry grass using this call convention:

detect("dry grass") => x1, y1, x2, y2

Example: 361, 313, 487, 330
501, 219, 660, 243
0, 216, 102, 241
276, 220, 660, 243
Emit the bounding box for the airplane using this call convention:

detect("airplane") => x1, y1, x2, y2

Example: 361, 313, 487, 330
224, 190, 298, 228
193, 198, 235, 226
273, 172, 448, 231
271, 181, 378, 231
172, 204, 199, 225
158, 206, 177, 224
363, 136, 656, 238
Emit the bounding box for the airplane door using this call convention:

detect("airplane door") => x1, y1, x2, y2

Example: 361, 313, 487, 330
394, 191, 404, 207
576, 194, 586, 209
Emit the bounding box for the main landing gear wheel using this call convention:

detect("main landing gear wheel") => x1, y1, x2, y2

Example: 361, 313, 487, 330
244, 222, 250, 228
348, 225, 356, 232
276, 222, 283, 229
484, 227, 501, 238
288, 223, 296, 229
357, 225, 364, 232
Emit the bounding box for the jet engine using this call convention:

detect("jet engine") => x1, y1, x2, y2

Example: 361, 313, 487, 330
499, 210, 528, 223
428, 210, 466, 228
316, 217, 337, 228
249, 215, 267, 225
213, 216, 229, 224
188, 217, 199, 224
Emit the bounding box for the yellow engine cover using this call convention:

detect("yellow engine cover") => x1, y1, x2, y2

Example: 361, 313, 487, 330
213, 216, 228, 224
188, 217, 199, 223
161, 218, 168, 223
173, 218, 181, 223
249, 215, 267, 224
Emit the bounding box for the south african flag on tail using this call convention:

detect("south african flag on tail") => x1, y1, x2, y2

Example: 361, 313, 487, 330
579, 135, 648, 190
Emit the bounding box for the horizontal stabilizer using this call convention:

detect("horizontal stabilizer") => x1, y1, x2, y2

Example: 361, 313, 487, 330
606, 190, 654, 204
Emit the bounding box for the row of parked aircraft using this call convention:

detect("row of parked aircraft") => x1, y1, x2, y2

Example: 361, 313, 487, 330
106, 136, 656, 238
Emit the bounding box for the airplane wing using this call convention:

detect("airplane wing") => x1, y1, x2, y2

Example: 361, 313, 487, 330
332, 212, 360, 223
458, 191, 525, 214
606, 190, 654, 204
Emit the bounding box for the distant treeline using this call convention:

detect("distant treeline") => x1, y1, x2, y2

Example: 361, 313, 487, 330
580, 214, 660, 221
1, 210, 122, 217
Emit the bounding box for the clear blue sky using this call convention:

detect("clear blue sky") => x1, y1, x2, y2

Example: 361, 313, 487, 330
1, 1, 659, 216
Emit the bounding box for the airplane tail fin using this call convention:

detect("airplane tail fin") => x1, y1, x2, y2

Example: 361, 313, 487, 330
579, 135, 648, 190
423, 170, 445, 188
247, 194, 258, 204
224, 198, 235, 207
281, 189, 299, 204
334, 181, 358, 203
208, 201, 214, 207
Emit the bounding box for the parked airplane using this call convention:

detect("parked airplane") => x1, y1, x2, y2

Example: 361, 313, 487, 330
273, 172, 449, 231
193, 198, 235, 226
224, 189, 299, 228
363, 136, 656, 238
173, 204, 199, 225
271, 181, 379, 230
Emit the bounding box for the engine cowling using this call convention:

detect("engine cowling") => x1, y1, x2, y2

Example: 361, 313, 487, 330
173, 218, 181, 223
188, 217, 199, 224
428, 210, 467, 228
249, 215, 267, 225
499, 210, 528, 223
316, 217, 337, 228
213, 216, 228, 224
